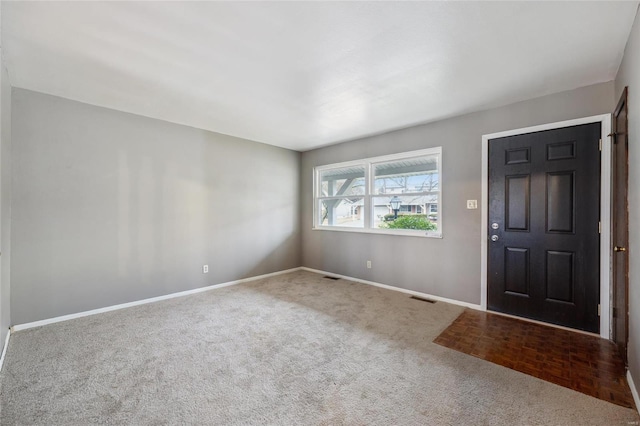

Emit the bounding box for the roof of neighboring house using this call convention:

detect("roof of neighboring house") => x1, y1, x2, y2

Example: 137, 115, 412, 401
347, 195, 438, 206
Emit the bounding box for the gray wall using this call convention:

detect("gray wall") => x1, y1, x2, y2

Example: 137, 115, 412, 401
615, 4, 640, 395
0, 47, 11, 351
11, 89, 301, 325
301, 82, 615, 305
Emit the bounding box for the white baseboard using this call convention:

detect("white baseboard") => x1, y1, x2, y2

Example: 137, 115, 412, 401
302, 267, 611, 338
628, 370, 640, 412
0, 328, 10, 373
12, 267, 302, 332
11, 266, 482, 333
299, 267, 482, 310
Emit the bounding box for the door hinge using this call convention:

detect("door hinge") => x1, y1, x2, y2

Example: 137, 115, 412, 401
598, 221, 601, 234
612, 307, 617, 318
599, 139, 602, 151
598, 304, 601, 316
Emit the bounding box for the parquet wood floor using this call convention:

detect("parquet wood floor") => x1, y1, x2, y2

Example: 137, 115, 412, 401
434, 309, 635, 409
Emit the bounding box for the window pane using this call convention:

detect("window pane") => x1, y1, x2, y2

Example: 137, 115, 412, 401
372, 195, 438, 231
320, 166, 365, 197
319, 198, 364, 227
373, 155, 439, 195
313, 147, 442, 236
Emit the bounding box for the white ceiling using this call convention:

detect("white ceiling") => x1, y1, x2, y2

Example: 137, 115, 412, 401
2, 1, 638, 151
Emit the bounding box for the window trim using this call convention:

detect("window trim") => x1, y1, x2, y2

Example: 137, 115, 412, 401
313, 147, 442, 238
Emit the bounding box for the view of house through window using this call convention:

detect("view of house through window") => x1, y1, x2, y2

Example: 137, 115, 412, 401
314, 148, 441, 237
318, 165, 365, 228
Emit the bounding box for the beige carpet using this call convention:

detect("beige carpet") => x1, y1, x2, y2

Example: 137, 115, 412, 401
0, 270, 637, 425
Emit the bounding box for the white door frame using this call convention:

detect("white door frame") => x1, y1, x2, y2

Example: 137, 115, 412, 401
481, 114, 612, 339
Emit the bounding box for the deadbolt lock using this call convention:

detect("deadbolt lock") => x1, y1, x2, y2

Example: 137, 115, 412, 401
614, 246, 627, 252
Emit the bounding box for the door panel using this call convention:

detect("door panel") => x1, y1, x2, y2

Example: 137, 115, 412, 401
546, 172, 574, 233
488, 123, 601, 333
547, 141, 576, 160
505, 247, 529, 295
506, 147, 530, 164
506, 175, 530, 231
545, 250, 574, 303
612, 87, 629, 363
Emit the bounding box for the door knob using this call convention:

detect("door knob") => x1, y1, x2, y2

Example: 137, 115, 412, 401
491, 235, 499, 242
614, 246, 627, 252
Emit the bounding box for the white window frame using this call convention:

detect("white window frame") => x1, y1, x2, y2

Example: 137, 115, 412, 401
313, 147, 442, 238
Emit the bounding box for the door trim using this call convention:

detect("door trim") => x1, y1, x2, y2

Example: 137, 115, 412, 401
481, 114, 612, 338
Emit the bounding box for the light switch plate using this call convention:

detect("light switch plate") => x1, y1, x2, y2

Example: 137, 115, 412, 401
467, 200, 478, 209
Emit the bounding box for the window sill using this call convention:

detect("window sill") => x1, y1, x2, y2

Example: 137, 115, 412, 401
312, 226, 442, 239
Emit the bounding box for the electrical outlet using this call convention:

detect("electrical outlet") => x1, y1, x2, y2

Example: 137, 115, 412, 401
367, 260, 372, 269
466, 200, 478, 209
203, 265, 209, 274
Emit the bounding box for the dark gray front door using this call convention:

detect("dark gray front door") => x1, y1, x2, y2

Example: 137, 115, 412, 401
488, 123, 601, 333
